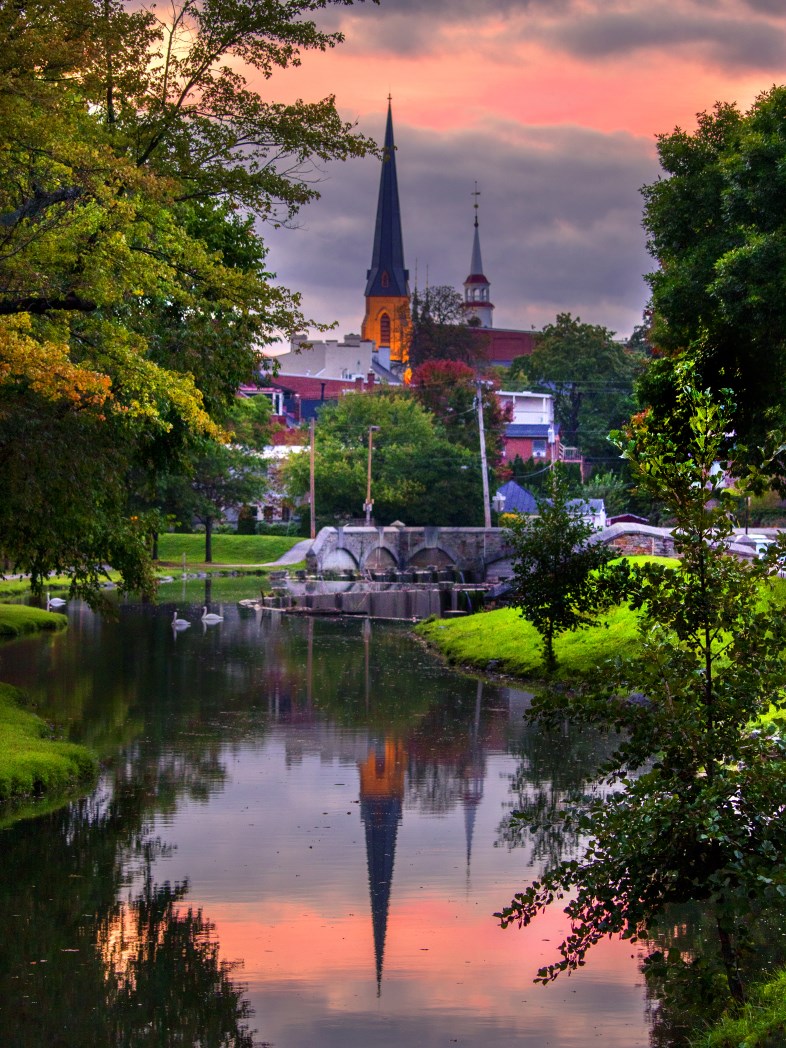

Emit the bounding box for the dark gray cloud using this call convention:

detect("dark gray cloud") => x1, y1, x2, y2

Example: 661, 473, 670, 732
322, 0, 786, 72
549, 9, 786, 70
261, 113, 659, 343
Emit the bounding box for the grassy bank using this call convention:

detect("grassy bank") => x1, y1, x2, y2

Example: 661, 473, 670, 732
157, 533, 302, 567
417, 603, 643, 680
417, 558, 786, 683
694, 968, 786, 1047
0, 683, 98, 804
0, 604, 67, 638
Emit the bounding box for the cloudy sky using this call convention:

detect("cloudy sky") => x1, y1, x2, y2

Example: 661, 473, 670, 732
257, 0, 786, 342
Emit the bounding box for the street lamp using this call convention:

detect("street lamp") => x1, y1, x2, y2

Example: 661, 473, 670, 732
492, 492, 506, 517
364, 425, 381, 525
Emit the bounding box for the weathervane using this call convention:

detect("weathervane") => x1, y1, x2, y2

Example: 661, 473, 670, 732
472, 181, 480, 227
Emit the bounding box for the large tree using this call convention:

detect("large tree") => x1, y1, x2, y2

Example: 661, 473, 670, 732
407, 285, 488, 369
498, 376, 786, 1009
511, 312, 640, 464
0, 0, 377, 601
641, 85, 786, 483
284, 390, 484, 526
410, 359, 510, 469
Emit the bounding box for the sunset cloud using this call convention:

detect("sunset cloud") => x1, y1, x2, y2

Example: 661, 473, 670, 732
257, 0, 786, 342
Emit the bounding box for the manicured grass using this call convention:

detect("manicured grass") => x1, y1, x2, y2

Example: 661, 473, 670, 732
157, 533, 302, 566
694, 968, 786, 1047
0, 604, 67, 638
417, 557, 786, 683
0, 683, 98, 803
417, 603, 643, 680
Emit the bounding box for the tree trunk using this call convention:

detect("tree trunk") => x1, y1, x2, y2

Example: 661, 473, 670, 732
205, 516, 213, 563
716, 915, 745, 1005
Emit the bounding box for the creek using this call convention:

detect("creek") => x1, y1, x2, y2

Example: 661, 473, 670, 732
0, 584, 657, 1047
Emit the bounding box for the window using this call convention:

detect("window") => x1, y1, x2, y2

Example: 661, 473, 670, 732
379, 313, 391, 345
533, 439, 547, 458
381, 270, 390, 288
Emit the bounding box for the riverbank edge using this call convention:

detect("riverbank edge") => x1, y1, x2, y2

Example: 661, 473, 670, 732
416, 600, 786, 1047
0, 607, 99, 822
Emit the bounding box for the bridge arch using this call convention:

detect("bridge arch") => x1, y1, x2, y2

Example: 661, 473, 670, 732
363, 545, 398, 570
322, 547, 359, 572
405, 546, 455, 570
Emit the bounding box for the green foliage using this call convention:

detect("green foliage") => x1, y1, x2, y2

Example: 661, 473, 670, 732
497, 377, 786, 1008
514, 312, 641, 461
226, 394, 274, 451
507, 468, 616, 670
641, 86, 786, 486
158, 440, 268, 561
410, 359, 509, 469
0, 683, 98, 802
407, 285, 489, 368
695, 967, 786, 1047
284, 389, 484, 525
0, 0, 377, 603
580, 470, 630, 517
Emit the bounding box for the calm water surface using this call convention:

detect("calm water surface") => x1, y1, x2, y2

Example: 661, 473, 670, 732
0, 591, 656, 1047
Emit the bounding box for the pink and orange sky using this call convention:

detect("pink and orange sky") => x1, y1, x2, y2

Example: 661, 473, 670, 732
259, 0, 786, 341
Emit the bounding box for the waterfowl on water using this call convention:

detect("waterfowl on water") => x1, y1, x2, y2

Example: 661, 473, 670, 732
172, 611, 190, 629
46, 592, 67, 609
201, 607, 224, 624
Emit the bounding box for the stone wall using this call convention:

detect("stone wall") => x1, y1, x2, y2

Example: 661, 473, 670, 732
307, 525, 513, 580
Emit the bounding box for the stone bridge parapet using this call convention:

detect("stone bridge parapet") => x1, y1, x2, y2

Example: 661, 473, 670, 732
303, 521, 762, 583
306, 525, 513, 581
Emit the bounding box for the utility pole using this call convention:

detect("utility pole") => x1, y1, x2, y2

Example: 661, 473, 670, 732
309, 417, 316, 540
476, 381, 492, 528
364, 425, 380, 525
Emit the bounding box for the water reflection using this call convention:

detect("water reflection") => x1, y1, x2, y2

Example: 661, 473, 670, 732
0, 603, 653, 1047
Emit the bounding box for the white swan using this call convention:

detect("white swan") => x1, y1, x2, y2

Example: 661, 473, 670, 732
46, 592, 67, 609
201, 606, 224, 624
172, 610, 191, 629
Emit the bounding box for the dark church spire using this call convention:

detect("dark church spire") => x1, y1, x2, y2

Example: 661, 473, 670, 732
361, 100, 411, 367
364, 98, 409, 298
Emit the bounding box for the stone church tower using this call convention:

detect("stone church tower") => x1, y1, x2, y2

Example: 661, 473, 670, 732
361, 100, 410, 368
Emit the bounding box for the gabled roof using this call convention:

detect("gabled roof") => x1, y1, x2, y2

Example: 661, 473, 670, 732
495, 480, 538, 514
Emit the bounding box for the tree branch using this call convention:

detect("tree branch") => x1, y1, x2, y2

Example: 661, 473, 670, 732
0, 292, 97, 315
0, 186, 82, 229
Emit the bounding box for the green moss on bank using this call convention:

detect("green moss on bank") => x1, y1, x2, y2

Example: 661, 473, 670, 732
0, 683, 98, 804
0, 603, 67, 637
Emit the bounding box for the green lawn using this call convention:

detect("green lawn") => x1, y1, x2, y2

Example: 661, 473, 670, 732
0, 683, 98, 803
417, 603, 643, 680
417, 557, 786, 683
157, 533, 302, 566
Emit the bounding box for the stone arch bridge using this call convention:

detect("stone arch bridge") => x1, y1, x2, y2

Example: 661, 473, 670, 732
305, 523, 679, 581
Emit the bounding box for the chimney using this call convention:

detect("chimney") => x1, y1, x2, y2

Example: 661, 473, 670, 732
355, 375, 363, 390
366, 370, 375, 390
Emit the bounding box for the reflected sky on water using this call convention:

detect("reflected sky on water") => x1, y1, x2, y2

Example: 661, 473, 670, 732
0, 596, 652, 1047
